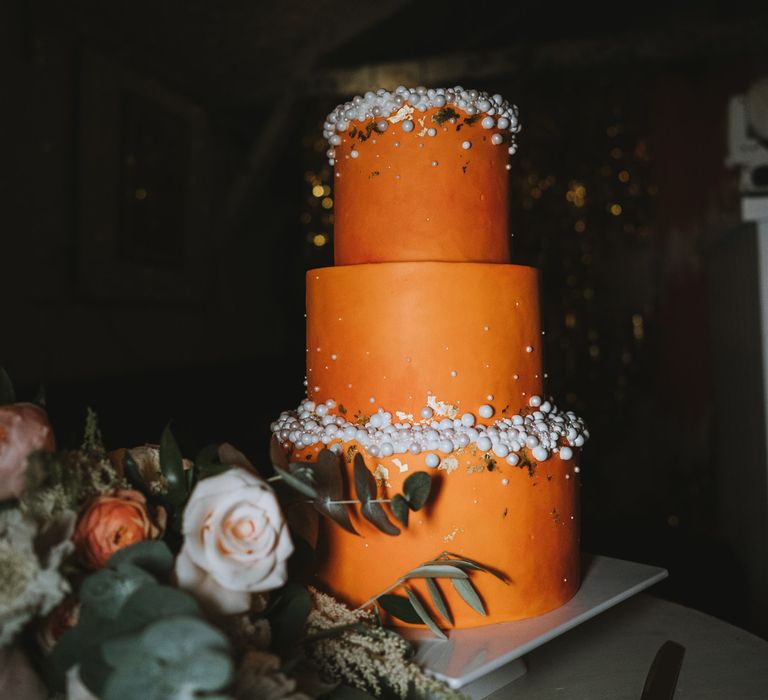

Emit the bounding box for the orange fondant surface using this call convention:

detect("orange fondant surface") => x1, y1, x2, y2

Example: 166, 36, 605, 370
285, 441, 581, 628
333, 107, 510, 265
306, 262, 543, 418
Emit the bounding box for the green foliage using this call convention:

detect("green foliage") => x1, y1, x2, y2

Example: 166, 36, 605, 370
405, 588, 446, 640
377, 594, 422, 625
353, 454, 399, 536
159, 424, 188, 508
53, 540, 232, 699
270, 450, 435, 538
390, 494, 409, 527
402, 472, 430, 511
268, 581, 312, 653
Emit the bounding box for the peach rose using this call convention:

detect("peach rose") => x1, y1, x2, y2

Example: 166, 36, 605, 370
0, 403, 56, 501
175, 468, 293, 615
73, 490, 166, 570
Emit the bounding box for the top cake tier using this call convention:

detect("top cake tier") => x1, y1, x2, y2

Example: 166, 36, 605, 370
324, 86, 520, 265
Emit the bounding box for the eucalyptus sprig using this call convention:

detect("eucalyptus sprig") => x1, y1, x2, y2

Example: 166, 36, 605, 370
356, 553, 508, 640
52, 541, 233, 700
269, 443, 433, 538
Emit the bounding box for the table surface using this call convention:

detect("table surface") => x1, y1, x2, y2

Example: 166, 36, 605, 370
485, 593, 768, 699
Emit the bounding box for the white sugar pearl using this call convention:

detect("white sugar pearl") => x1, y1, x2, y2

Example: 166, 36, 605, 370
506, 453, 520, 466
316, 404, 328, 417
461, 413, 475, 427
330, 134, 341, 146
478, 404, 494, 419
487, 394, 494, 401
427, 128, 436, 136
425, 453, 440, 468
525, 435, 540, 449
350, 150, 359, 158
409, 443, 421, 455
477, 436, 492, 451
376, 120, 388, 131
420, 407, 433, 419
457, 433, 470, 447
532, 446, 549, 461
493, 443, 510, 458
540, 401, 552, 413
497, 117, 510, 129
380, 442, 394, 457
368, 445, 380, 457
431, 160, 439, 167
462, 140, 472, 149
491, 133, 504, 145
401, 120, 414, 132
343, 426, 357, 441
481, 116, 495, 129
529, 395, 542, 408
525, 346, 533, 353
559, 446, 574, 460
433, 95, 446, 107
574, 435, 585, 447
439, 439, 454, 454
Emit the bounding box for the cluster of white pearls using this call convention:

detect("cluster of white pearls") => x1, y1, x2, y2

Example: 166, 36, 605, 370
271, 395, 588, 468
323, 86, 521, 165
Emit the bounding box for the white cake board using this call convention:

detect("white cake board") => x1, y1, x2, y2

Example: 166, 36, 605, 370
401, 554, 668, 699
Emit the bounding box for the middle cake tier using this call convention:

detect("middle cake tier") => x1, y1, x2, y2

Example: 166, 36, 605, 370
306, 262, 544, 418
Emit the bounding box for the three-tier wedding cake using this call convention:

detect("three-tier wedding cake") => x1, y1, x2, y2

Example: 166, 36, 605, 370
271, 86, 588, 628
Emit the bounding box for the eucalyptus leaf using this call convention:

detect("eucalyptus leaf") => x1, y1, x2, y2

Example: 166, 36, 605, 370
140, 615, 230, 659
103, 648, 232, 700
108, 583, 202, 641
390, 494, 409, 527
108, 541, 174, 581
0, 367, 15, 405
122, 451, 152, 500
361, 500, 400, 536
312, 449, 358, 535
352, 453, 376, 506
451, 577, 487, 616
404, 564, 467, 580
314, 497, 359, 536
439, 554, 508, 582
403, 471, 431, 510
159, 423, 187, 507
405, 587, 447, 640
377, 594, 421, 624
273, 464, 319, 499
426, 578, 453, 625
79, 564, 156, 620
354, 453, 399, 535
78, 651, 113, 698
269, 582, 312, 652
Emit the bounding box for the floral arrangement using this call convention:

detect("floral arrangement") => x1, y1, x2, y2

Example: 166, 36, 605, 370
0, 369, 500, 700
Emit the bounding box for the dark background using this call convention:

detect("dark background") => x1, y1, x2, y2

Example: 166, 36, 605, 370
4, 0, 768, 639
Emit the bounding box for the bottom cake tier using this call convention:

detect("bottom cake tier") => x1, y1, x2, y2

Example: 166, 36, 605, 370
271, 427, 581, 629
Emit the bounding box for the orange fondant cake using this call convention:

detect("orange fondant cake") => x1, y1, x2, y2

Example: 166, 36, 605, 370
271, 86, 588, 628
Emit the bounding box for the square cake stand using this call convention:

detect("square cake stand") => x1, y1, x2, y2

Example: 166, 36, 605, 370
402, 554, 668, 699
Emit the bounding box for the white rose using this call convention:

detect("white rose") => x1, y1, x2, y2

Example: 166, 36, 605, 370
175, 468, 293, 615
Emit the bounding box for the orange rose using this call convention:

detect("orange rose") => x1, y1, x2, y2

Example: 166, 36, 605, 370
73, 490, 166, 570
0, 403, 56, 501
